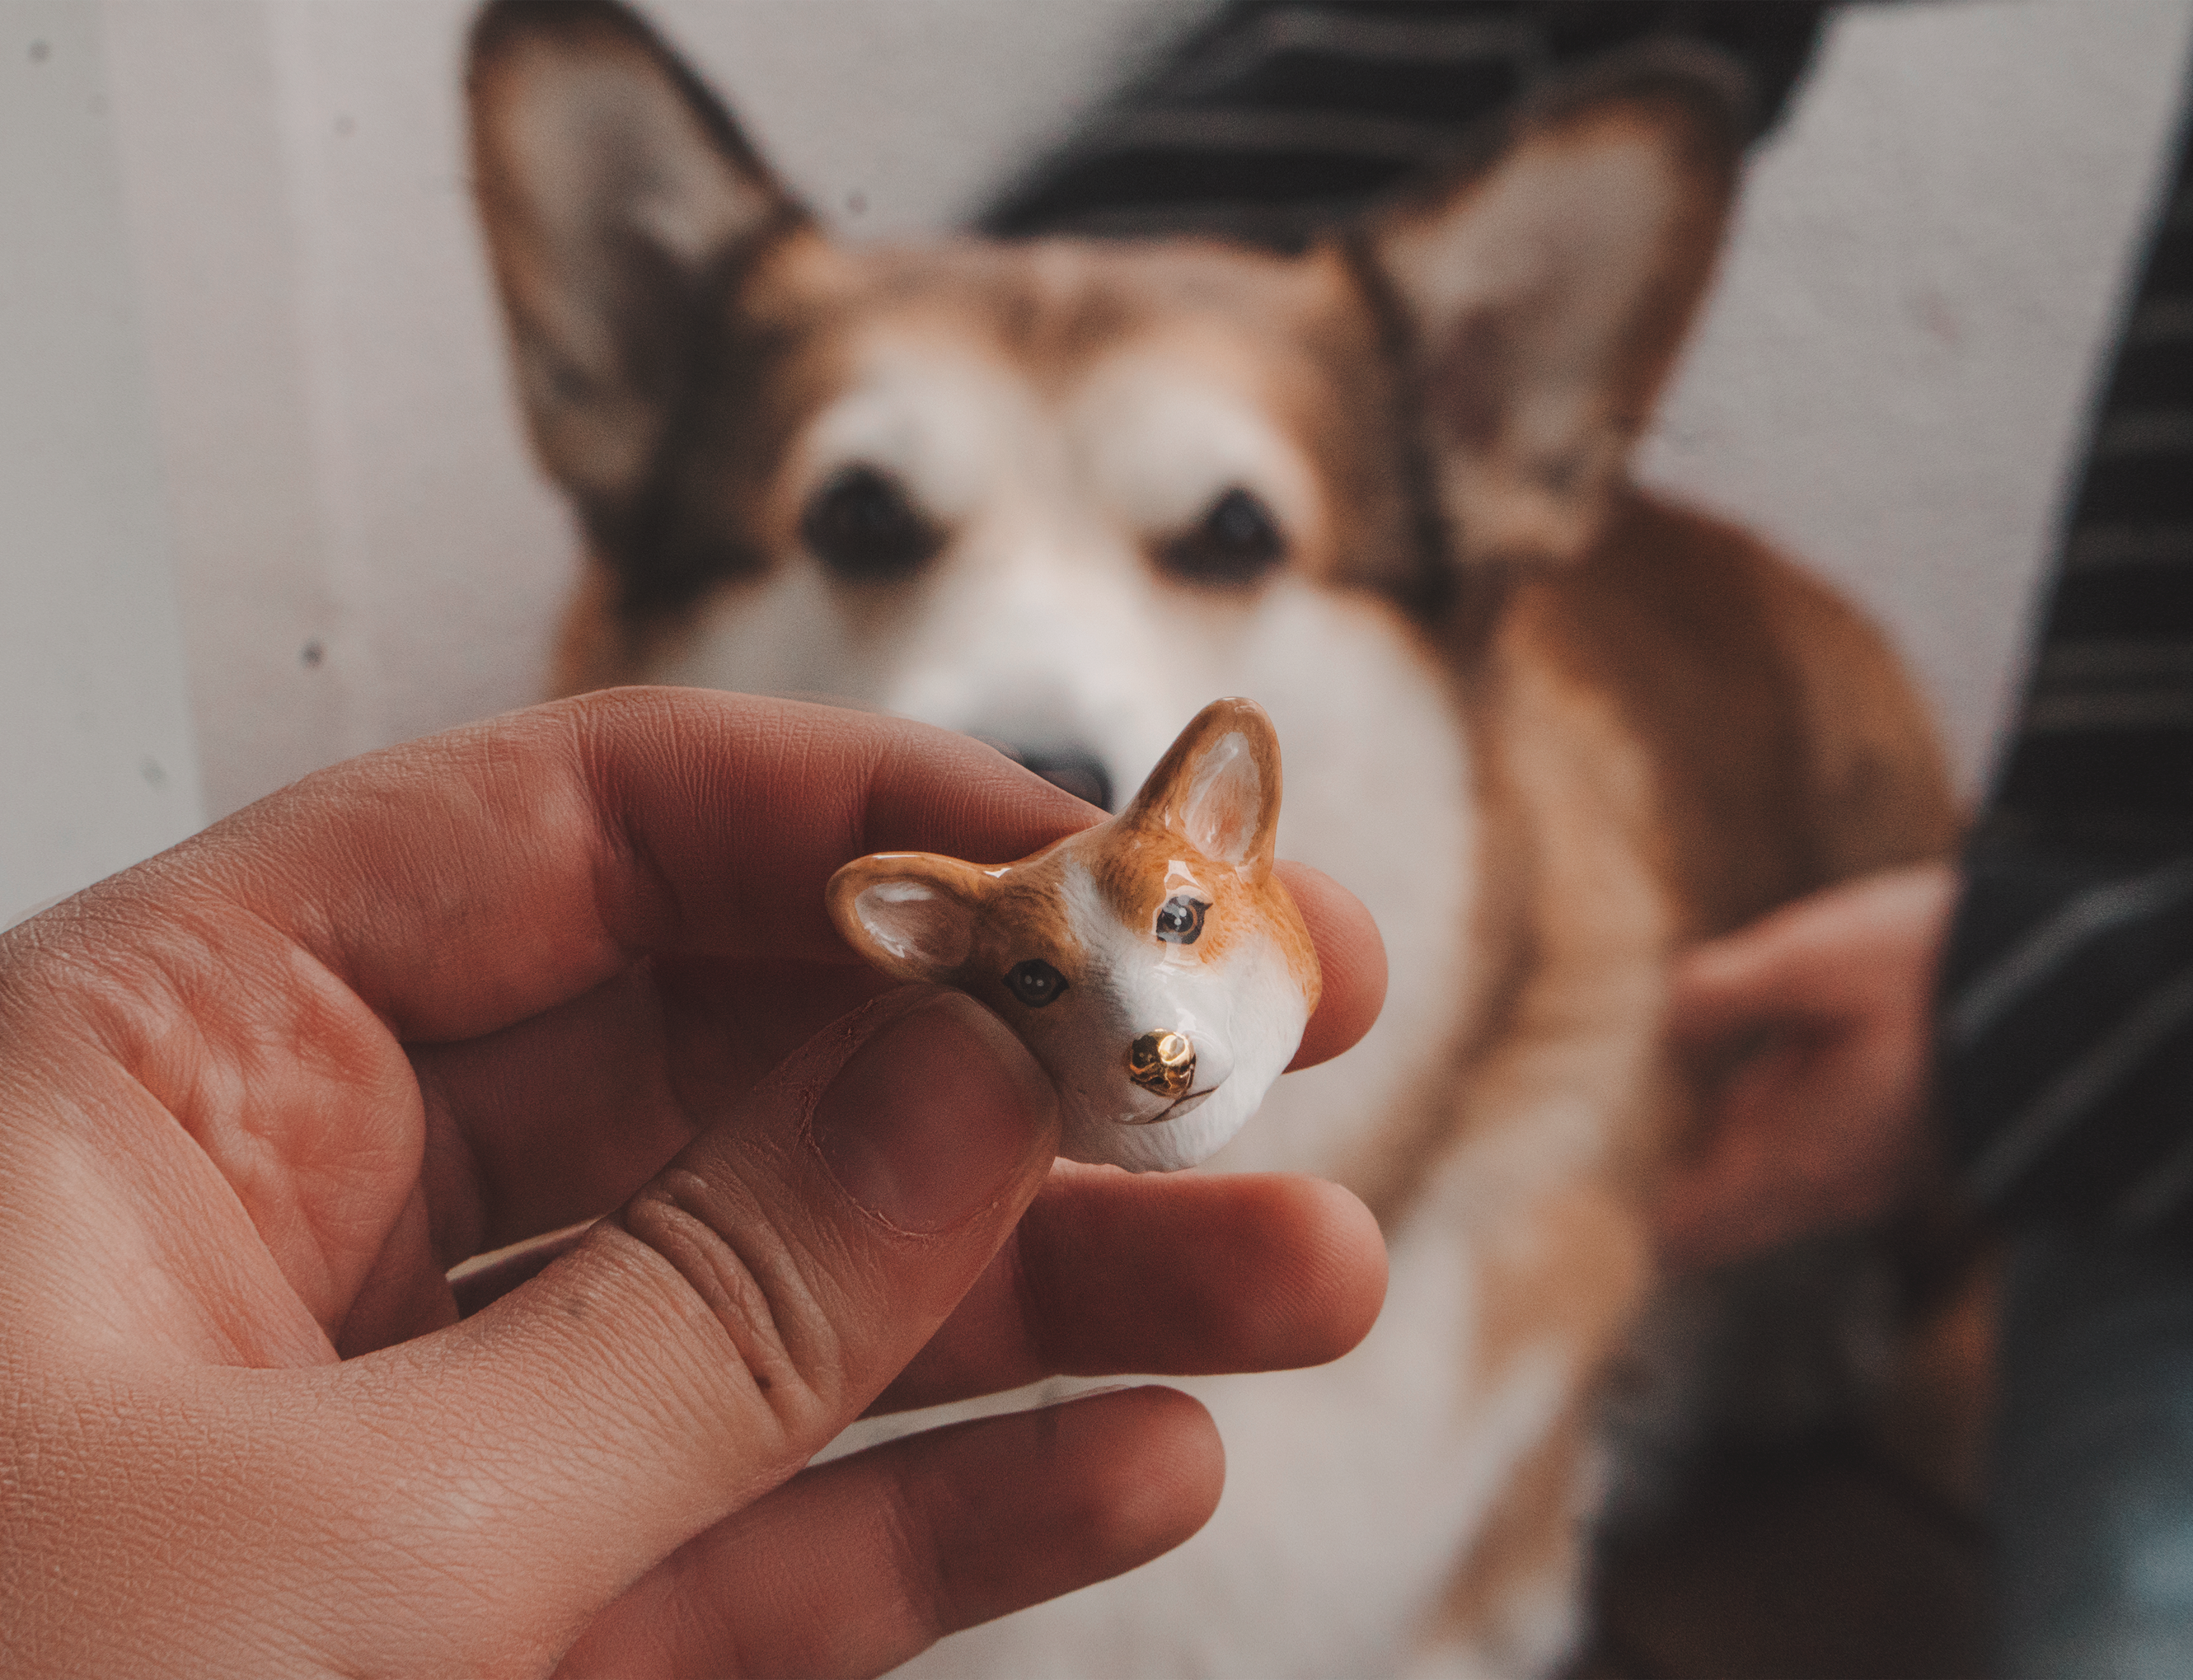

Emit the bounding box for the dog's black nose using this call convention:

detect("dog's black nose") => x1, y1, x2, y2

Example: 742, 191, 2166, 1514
1014, 747, 1113, 812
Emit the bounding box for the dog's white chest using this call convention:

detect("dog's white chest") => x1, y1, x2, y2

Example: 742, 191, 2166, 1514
1201, 584, 1478, 1180
816, 585, 1494, 1678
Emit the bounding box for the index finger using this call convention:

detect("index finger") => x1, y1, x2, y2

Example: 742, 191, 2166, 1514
117, 687, 1380, 1060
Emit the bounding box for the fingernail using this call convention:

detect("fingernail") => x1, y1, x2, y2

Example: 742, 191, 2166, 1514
809, 990, 1057, 1232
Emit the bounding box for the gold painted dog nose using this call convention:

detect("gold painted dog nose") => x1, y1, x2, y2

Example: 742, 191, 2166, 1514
1127, 1030, 1196, 1098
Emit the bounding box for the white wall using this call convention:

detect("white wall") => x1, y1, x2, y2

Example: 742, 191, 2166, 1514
54, 0, 2193, 831
1641, 0, 2193, 798
99, 0, 1195, 821
1, 2, 203, 922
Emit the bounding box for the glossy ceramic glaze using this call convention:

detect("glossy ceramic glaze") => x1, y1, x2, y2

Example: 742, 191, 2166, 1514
827, 698, 1321, 1171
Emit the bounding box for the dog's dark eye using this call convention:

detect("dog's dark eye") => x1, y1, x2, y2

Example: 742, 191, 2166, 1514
801, 465, 941, 581
1154, 896, 1207, 945
1005, 958, 1068, 1008
1159, 487, 1286, 585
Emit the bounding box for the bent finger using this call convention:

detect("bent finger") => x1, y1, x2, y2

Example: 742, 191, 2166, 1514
1665, 920, 1835, 1047
411, 866, 1380, 1258
321, 989, 1060, 1667
134, 689, 1090, 1046
555, 1388, 1221, 1679
443, 1168, 1387, 1416
115, 689, 1382, 1058
871, 1167, 1385, 1414
1667, 862, 1959, 1048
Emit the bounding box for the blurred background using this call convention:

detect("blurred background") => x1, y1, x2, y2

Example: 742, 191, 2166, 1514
5, 0, 2191, 907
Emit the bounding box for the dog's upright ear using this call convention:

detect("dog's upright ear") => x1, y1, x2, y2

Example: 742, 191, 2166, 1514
468, 0, 803, 507
1362, 51, 1745, 571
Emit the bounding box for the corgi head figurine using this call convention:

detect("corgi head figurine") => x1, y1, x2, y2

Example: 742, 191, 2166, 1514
828, 699, 1320, 1172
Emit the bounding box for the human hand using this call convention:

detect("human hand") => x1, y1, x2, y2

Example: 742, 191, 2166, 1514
0, 688, 1387, 1678
1652, 862, 1956, 1273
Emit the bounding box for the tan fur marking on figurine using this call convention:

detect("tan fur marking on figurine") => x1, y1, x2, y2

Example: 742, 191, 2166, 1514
1087, 834, 1245, 969
956, 858, 1088, 993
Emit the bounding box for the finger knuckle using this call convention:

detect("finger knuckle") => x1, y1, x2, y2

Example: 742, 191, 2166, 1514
615, 1168, 850, 1438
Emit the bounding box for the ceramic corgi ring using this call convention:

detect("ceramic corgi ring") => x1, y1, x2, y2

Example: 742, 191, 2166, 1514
827, 698, 1322, 1172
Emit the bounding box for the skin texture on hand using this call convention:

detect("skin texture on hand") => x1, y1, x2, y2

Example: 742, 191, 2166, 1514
0, 688, 1388, 1679
1654, 862, 1957, 1274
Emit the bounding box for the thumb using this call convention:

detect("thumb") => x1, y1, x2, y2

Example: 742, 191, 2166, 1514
1667, 863, 1959, 1051
341, 986, 1058, 1656
1665, 906, 1849, 1049
1665, 927, 1798, 1048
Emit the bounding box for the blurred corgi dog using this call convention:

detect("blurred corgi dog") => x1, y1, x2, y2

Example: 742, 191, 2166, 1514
468, 2, 1955, 1674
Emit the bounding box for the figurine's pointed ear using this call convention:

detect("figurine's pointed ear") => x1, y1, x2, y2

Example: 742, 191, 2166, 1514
467, 0, 805, 507
1357, 49, 1743, 569
827, 854, 992, 983
1126, 699, 1283, 878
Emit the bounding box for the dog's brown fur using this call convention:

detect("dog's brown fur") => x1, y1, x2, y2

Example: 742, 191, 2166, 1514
468, 2, 1956, 1671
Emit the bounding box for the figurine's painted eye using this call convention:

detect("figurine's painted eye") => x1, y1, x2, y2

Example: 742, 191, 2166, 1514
1154, 896, 1207, 944
801, 465, 942, 581
1159, 486, 1286, 585
1005, 958, 1068, 1008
